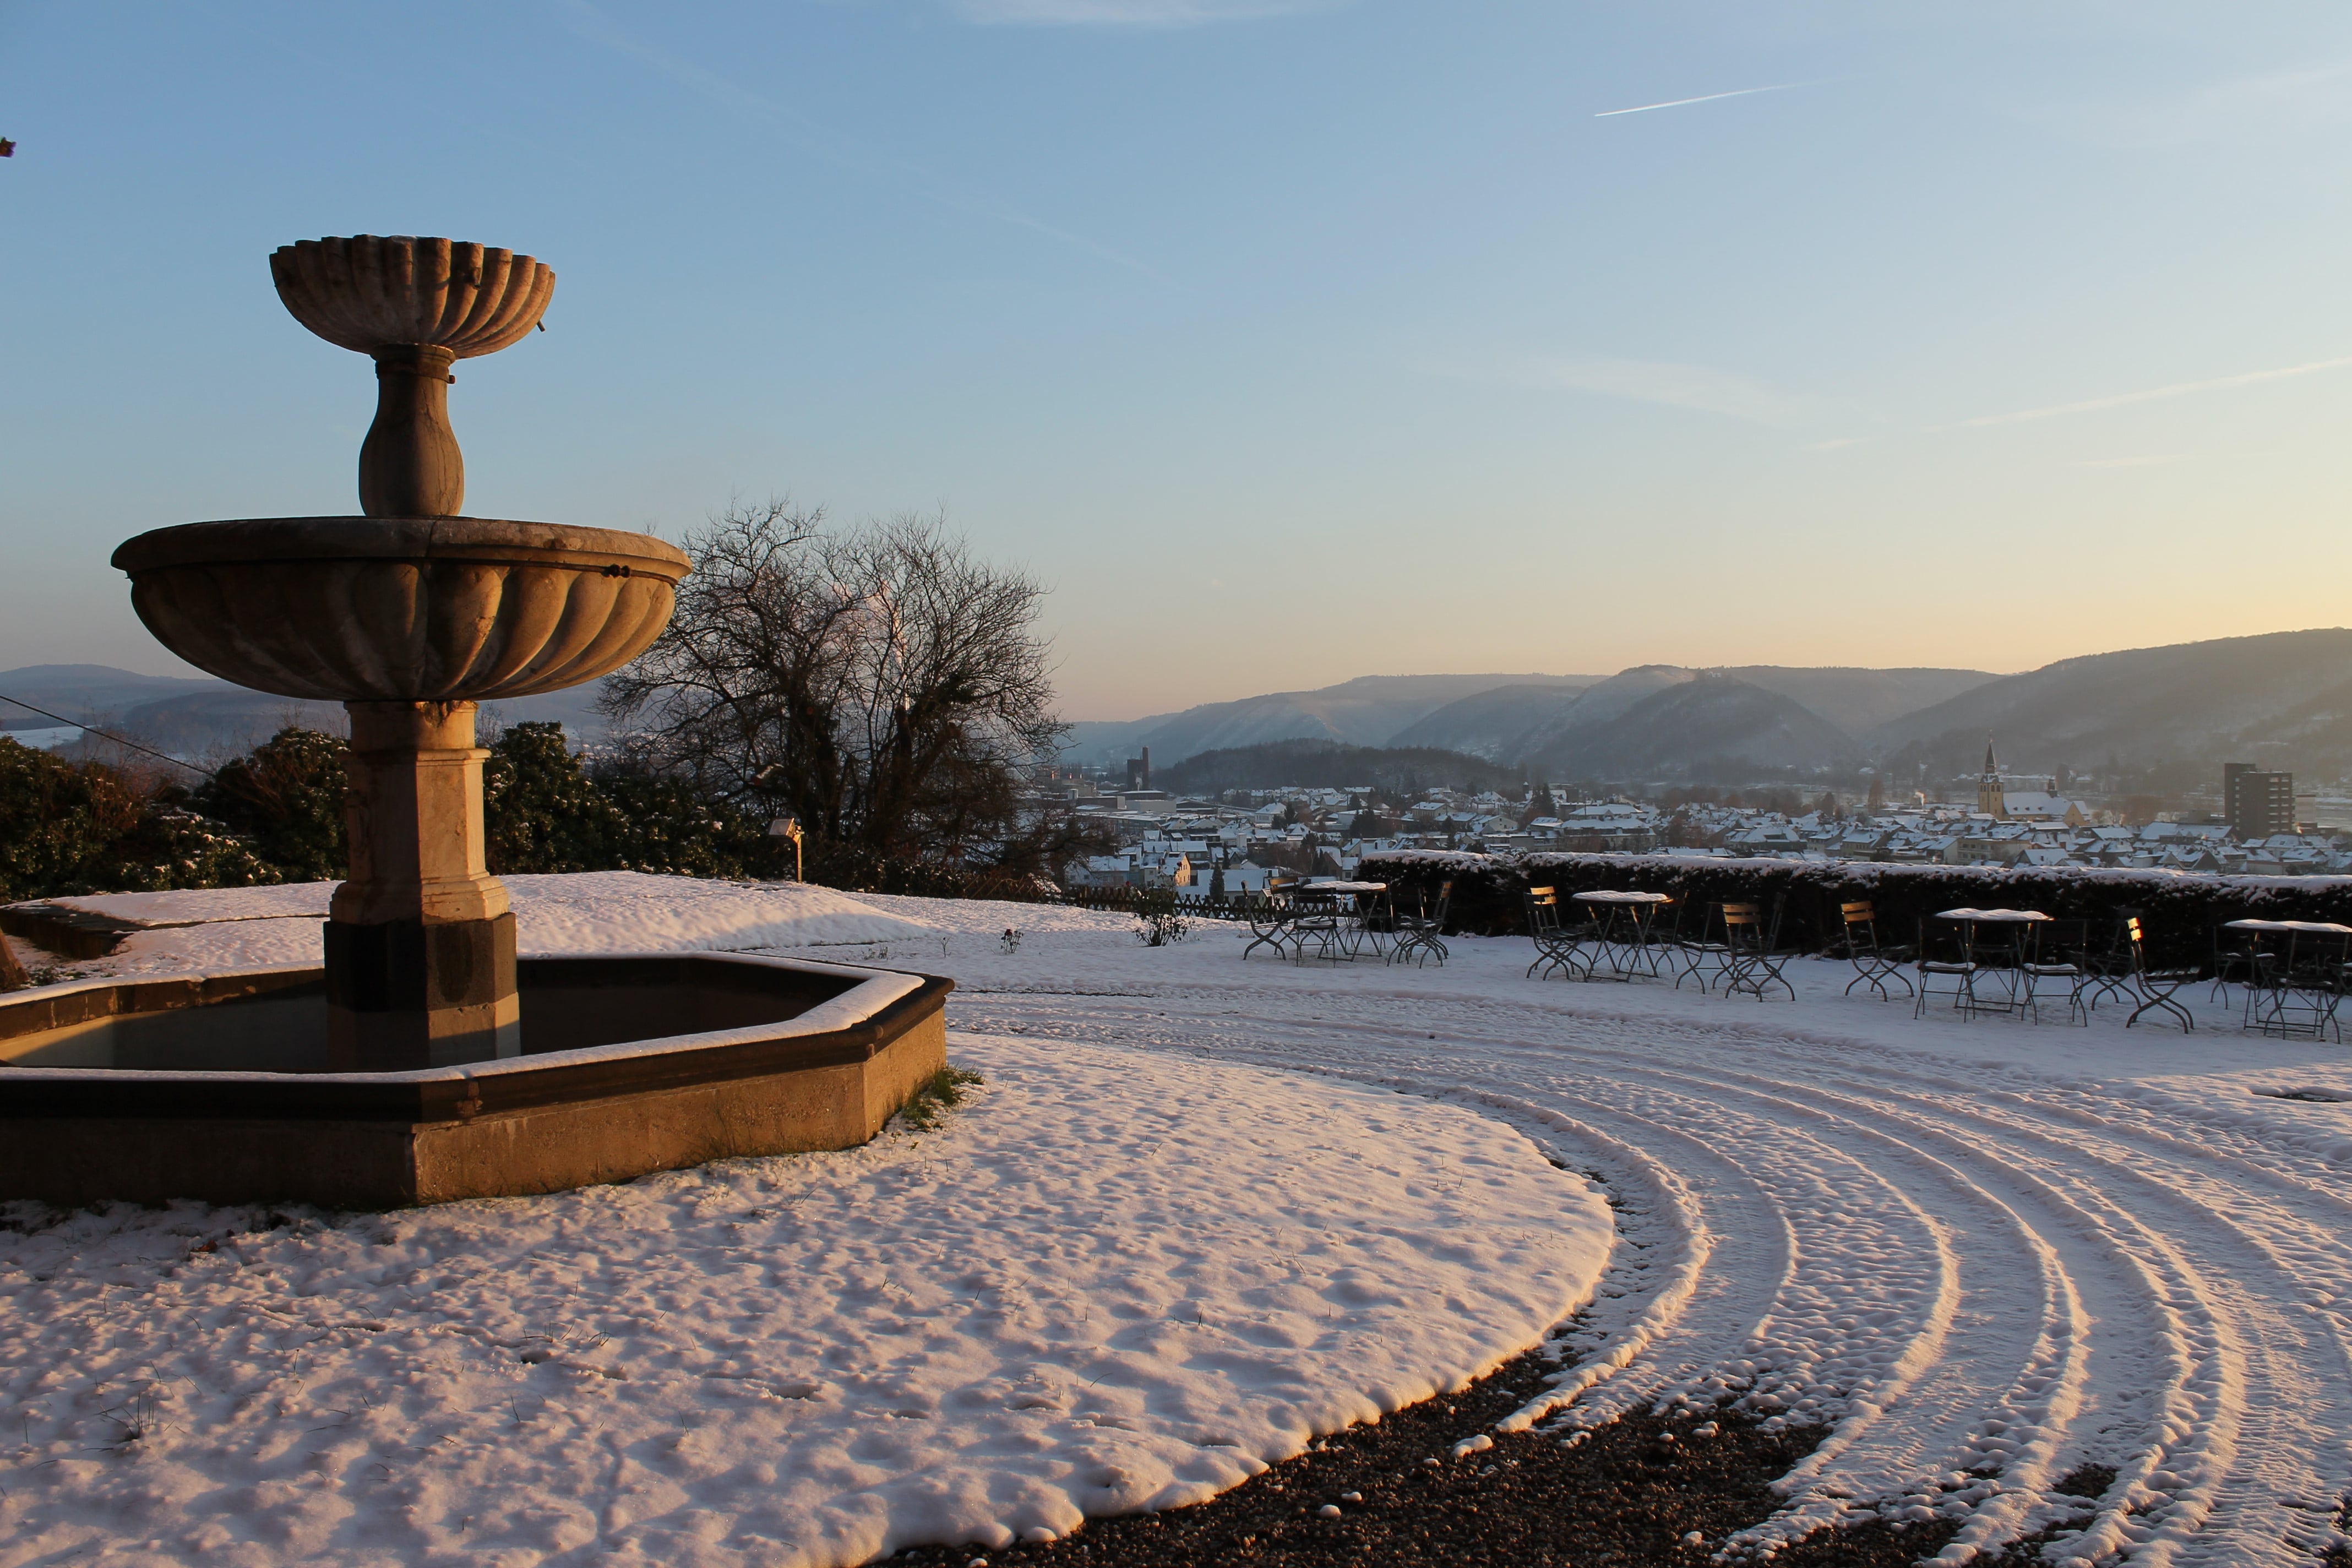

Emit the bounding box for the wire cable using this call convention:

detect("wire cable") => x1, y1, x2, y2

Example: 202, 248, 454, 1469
0, 692, 215, 779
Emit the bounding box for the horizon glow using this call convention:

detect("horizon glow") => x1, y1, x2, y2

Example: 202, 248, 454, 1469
3, 3, 2350, 721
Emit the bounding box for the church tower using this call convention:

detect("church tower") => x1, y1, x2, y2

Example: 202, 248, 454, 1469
1976, 737, 2005, 818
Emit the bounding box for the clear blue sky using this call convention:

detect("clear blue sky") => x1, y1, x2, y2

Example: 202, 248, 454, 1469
5, 2, 2350, 718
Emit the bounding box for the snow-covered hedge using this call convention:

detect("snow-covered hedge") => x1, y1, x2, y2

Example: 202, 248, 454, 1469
1360, 850, 2352, 968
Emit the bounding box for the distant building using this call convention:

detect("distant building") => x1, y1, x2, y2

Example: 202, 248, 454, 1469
1124, 747, 1152, 792
1977, 738, 2005, 818
2224, 762, 2295, 840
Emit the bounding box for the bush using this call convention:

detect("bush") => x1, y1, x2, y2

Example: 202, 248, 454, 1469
0, 737, 276, 900
1360, 848, 2352, 970
483, 723, 776, 878
194, 727, 348, 881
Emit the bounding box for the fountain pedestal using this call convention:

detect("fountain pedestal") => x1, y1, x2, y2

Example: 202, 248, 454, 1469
326, 701, 517, 1070
0, 232, 946, 1207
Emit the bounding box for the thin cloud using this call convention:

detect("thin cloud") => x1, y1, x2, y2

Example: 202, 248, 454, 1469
551, 0, 1175, 286
1942, 353, 2352, 430
1596, 82, 1809, 118
1512, 356, 1821, 427
953, 0, 1342, 23
2038, 57, 2352, 150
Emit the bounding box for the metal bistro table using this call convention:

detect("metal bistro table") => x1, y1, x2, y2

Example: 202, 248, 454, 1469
1574, 890, 1675, 981
2223, 918, 2352, 1041
1291, 880, 1390, 961
1933, 907, 2051, 1017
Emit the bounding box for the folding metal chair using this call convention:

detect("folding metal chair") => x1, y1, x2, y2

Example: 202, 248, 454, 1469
2080, 907, 2140, 1011
2125, 916, 2197, 1033
1914, 917, 1978, 1019
1720, 901, 1795, 1001
2022, 918, 2088, 1026
1669, 897, 1733, 992
2210, 921, 2264, 1004
1524, 886, 1587, 980
1838, 900, 1915, 1000
1241, 880, 1298, 960
1390, 879, 1452, 967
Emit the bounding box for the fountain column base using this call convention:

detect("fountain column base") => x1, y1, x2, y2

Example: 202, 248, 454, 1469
327, 700, 519, 1071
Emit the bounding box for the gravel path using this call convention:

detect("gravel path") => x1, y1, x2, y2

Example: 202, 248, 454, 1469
884, 1338, 2098, 1566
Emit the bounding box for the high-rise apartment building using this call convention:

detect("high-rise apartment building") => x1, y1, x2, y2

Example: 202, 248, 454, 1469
2223, 762, 2294, 840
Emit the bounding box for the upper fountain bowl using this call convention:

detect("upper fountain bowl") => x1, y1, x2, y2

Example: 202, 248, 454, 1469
271, 236, 555, 357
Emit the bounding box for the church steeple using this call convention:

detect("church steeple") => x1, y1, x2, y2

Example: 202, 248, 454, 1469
1977, 736, 2005, 818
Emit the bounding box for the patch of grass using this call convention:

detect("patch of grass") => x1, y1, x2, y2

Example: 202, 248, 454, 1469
899, 1065, 984, 1132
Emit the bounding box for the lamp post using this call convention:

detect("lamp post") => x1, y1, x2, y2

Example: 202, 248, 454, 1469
770, 815, 804, 882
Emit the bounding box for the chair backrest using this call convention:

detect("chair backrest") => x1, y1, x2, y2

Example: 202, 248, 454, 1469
1918, 916, 1969, 965
1838, 900, 1880, 956
2035, 917, 2089, 962
1721, 901, 1761, 928
1525, 885, 1561, 935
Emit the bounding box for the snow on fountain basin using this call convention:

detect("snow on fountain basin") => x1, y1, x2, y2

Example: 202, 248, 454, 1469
26, 872, 951, 976
0, 878, 1612, 1567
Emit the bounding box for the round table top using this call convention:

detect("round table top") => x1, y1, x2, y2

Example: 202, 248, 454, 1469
1575, 890, 1673, 905
1295, 880, 1387, 895
2224, 918, 2352, 934
1935, 907, 2051, 923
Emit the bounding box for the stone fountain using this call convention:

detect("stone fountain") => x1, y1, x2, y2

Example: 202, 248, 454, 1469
0, 237, 947, 1206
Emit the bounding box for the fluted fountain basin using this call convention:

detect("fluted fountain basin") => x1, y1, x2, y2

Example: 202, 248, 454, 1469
112, 517, 689, 701
0, 955, 950, 1209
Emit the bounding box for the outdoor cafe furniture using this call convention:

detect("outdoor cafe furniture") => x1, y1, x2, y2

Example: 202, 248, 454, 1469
2210, 921, 2266, 1004
1291, 879, 1391, 961
1572, 890, 1674, 981
2222, 918, 2352, 1042
1719, 900, 1798, 1001
2124, 915, 2199, 1033
1242, 879, 1300, 960
2019, 917, 2089, 1026
1914, 917, 1979, 1019
1667, 899, 1733, 993
1389, 879, 1452, 968
1921, 908, 2051, 1019
1525, 886, 1588, 981
2079, 907, 2143, 1012
1837, 900, 1914, 1001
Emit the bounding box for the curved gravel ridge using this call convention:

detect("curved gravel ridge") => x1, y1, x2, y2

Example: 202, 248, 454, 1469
941, 930, 2352, 1567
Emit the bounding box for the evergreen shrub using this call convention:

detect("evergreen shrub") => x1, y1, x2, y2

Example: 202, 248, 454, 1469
1361, 848, 2352, 970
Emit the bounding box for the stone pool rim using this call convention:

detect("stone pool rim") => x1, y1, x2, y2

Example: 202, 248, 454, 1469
0, 952, 953, 1208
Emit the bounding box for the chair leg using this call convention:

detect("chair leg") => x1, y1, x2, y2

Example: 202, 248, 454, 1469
2127, 984, 2195, 1033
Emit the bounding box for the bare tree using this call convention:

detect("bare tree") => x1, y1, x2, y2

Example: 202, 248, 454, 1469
601, 501, 1068, 869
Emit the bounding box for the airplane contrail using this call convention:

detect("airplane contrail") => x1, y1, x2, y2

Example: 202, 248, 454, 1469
1945, 353, 2352, 429
1595, 83, 1807, 117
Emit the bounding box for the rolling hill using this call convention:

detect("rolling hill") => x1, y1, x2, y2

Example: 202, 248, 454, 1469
1061, 672, 1594, 767
0, 665, 617, 756
1524, 672, 1863, 781
1867, 629, 2352, 781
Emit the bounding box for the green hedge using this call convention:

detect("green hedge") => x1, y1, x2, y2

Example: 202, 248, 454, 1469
1360, 849, 2352, 970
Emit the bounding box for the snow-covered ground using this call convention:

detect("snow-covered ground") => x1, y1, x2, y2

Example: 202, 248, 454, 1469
10, 873, 2352, 1564
0, 878, 1607, 1567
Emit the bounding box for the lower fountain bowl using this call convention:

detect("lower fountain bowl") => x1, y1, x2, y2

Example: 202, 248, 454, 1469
0, 954, 950, 1210
111, 516, 690, 702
